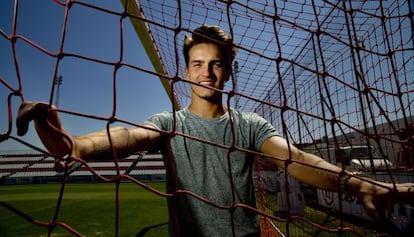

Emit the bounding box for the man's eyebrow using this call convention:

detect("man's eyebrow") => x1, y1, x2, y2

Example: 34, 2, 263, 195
189, 59, 223, 65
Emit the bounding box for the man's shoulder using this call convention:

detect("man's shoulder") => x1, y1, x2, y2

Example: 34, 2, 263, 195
147, 108, 190, 122
229, 108, 263, 121
150, 111, 174, 118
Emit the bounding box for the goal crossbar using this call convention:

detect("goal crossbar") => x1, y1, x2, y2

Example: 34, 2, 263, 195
120, 0, 181, 110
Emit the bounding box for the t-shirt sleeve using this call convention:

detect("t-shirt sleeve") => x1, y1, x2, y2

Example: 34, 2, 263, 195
143, 111, 173, 131
250, 113, 280, 151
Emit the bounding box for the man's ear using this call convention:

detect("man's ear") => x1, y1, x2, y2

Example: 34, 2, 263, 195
225, 61, 232, 81
225, 68, 231, 82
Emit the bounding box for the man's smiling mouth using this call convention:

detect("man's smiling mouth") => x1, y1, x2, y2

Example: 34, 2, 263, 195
199, 81, 215, 85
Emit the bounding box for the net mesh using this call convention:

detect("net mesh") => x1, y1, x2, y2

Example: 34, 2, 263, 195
1, 0, 413, 236
138, 0, 414, 144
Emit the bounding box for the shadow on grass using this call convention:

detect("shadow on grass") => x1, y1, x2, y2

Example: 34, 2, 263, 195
135, 222, 168, 237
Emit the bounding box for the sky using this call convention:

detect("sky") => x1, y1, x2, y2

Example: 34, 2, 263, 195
0, 0, 172, 152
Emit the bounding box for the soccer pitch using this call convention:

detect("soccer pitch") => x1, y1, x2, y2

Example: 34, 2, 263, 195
0, 182, 169, 237
0, 181, 382, 237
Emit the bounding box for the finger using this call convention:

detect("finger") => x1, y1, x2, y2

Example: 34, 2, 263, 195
364, 201, 399, 235
16, 102, 49, 136
362, 199, 381, 221
16, 102, 35, 136
54, 160, 66, 172
391, 183, 414, 205
54, 157, 78, 172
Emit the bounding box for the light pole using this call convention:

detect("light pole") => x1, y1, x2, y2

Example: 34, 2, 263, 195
233, 61, 239, 109
55, 76, 63, 107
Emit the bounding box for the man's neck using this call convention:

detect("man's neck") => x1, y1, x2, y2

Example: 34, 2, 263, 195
188, 100, 227, 119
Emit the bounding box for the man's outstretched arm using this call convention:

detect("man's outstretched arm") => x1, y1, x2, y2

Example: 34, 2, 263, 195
16, 101, 161, 169
260, 135, 414, 223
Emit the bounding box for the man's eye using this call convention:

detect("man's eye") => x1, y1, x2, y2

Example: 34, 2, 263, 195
213, 62, 223, 67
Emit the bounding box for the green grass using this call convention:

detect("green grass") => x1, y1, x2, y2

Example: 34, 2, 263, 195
0, 182, 169, 237
1, 182, 380, 237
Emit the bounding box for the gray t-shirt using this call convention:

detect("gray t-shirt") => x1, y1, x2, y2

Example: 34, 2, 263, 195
144, 107, 278, 237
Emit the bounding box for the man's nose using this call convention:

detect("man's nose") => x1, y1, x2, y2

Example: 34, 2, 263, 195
201, 64, 213, 77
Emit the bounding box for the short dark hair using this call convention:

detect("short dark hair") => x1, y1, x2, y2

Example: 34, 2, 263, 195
183, 25, 236, 68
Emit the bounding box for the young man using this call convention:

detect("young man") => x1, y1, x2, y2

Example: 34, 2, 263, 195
17, 25, 413, 236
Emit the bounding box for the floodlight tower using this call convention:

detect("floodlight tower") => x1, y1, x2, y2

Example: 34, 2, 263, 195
55, 75, 63, 107
233, 61, 239, 109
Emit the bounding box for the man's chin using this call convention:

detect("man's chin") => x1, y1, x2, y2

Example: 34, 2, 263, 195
201, 94, 222, 103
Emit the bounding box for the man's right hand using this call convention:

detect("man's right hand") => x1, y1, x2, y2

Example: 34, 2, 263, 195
17, 102, 52, 136
16, 101, 77, 171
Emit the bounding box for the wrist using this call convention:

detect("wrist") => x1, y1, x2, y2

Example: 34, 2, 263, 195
339, 171, 361, 196
339, 172, 352, 195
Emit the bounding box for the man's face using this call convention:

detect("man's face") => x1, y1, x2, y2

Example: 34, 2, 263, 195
185, 43, 229, 102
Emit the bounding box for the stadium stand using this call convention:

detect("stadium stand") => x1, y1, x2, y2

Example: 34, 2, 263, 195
0, 151, 165, 184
